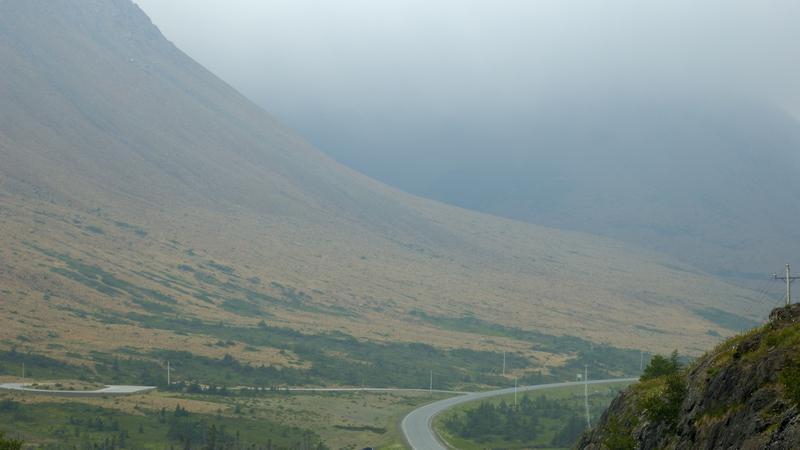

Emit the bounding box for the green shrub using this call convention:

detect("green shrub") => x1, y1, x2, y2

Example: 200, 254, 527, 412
641, 350, 681, 380
603, 415, 636, 450
780, 357, 800, 405
640, 372, 686, 427
0, 432, 23, 450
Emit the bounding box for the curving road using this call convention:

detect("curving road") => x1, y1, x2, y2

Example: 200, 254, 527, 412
401, 378, 637, 450
285, 387, 469, 394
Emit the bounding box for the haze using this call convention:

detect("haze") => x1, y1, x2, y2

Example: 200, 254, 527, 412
134, 0, 800, 116
131, 0, 800, 282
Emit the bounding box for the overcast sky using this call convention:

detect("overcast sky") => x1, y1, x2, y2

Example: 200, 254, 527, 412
134, 0, 800, 119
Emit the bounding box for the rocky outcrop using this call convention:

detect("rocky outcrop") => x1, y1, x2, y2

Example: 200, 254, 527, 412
578, 304, 800, 450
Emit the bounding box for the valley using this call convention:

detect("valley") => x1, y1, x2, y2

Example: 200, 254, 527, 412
0, 0, 787, 448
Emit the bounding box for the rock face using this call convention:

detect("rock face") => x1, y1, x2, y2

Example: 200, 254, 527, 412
578, 304, 800, 449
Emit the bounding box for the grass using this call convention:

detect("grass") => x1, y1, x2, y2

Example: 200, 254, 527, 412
0, 396, 320, 449
0, 199, 764, 449
0, 388, 448, 450
6, 297, 641, 391
4, 192, 754, 375
226, 390, 452, 449
409, 311, 649, 381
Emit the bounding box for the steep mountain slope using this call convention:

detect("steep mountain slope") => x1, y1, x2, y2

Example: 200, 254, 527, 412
0, 0, 762, 380
579, 304, 800, 449
298, 96, 800, 283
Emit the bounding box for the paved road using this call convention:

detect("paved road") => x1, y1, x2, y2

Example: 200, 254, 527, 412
0, 383, 156, 397
401, 378, 637, 450
285, 387, 469, 394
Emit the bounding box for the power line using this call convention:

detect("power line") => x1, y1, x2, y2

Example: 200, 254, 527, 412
744, 278, 774, 322
747, 279, 772, 311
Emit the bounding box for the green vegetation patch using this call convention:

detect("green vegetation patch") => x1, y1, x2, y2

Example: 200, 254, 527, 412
41, 250, 179, 311
0, 431, 22, 450
220, 298, 266, 317
437, 384, 628, 450
635, 351, 687, 429
779, 355, 800, 406
409, 310, 642, 380
0, 349, 87, 380
0, 400, 326, 449
603, 414, 638, 450
332, 424, 387, 434
639, 373, 687, 428
693, 307, 759, 332
113, 221, 147, 237
83, 225, 105, 235
641, 351, 681, 381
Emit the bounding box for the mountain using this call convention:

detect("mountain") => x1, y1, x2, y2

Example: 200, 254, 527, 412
295, 95, 800, 284
0, 0, 762, 384
579, 304, 800, 449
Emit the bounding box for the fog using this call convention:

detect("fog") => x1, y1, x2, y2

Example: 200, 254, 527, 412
134, 0, 800, 118
131, 0, 800, 187
133, 0, 800, 281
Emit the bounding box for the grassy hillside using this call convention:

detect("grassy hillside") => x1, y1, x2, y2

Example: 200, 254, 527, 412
579, 304, 800, 449
0, 0, 766, 390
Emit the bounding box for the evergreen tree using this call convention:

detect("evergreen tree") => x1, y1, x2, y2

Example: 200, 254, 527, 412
0, 432, 23, 450
641, 350, 681, 380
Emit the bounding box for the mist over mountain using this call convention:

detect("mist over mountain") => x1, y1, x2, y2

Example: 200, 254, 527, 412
128, 0, 800, 286
295, 95, 800, 282
0, 0, 765, 375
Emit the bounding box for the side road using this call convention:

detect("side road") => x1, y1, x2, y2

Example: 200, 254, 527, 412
0, 383, 156, 397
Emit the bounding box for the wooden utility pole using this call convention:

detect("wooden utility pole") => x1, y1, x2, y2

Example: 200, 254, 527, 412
584, 365, 591, 429
514, 377, 518, 406
772, 264, 800, 306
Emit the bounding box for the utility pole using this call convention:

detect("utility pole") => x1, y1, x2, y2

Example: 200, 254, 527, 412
502, 351, 506, 377
584, 365, 591, 429
640, 350, 644, 372
514, 377, 518, 406
22, 362, 25, 384
167, 361, 171, 386
772, 264, 800, 306
429, 370, 433, 394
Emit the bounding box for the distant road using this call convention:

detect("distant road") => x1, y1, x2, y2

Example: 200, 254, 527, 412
401, 378, 637, 450
0, 383, 156, 397
284, 387, 469, 394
